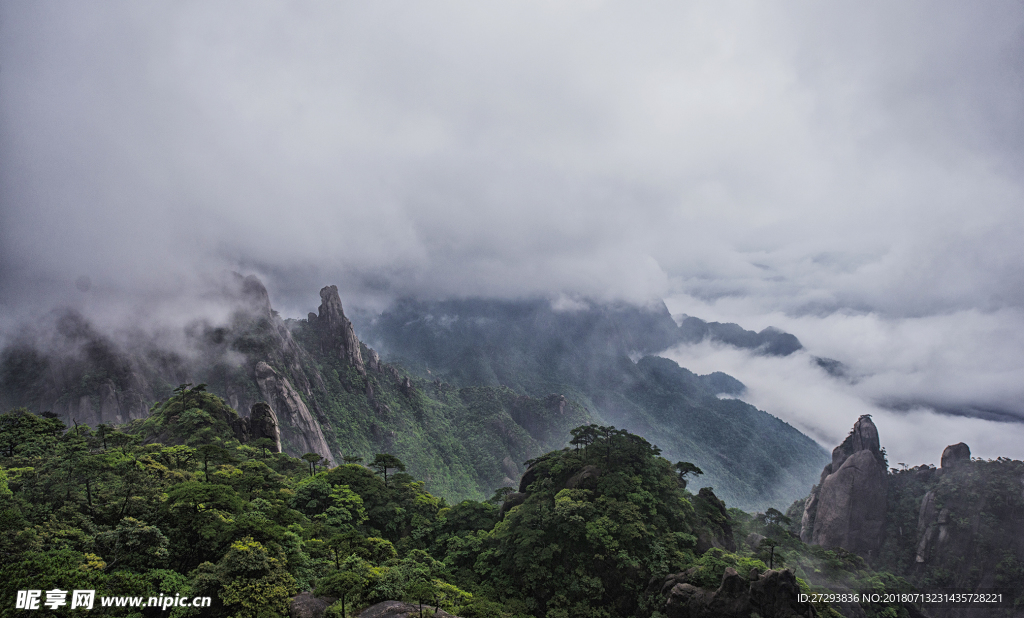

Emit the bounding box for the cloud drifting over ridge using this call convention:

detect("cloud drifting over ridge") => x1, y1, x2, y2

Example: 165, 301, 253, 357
2, 2, 1023, 458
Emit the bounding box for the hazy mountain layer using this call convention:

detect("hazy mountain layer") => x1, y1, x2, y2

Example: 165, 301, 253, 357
364, 297, 828, 510
0, 276, 587, 502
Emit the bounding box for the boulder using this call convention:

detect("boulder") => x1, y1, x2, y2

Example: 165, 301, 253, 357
289, 592, 335, 618
940, 443, 971, 469
657, 567, 815, 618
800, 415, 887, 557
565, 465, 601, 490
498, 492, 527, 518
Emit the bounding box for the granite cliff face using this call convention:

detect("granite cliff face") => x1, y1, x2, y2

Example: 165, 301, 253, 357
913, 442, 974, 566
800, 415, 887, 558
254, 361, 332, 459
307, 285, 365, 375
872, 443, 1024, 615
231, 401, 283, 453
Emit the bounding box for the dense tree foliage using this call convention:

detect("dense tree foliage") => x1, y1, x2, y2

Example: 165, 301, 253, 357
0, 398, 959, 617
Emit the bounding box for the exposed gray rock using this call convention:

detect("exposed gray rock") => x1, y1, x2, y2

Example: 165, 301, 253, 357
98, 379, 123, 424
914, 489, 950, 563
940, 442, 971, 469
565, 464, 601, 490
656, 566, 815, 618
498, 492, 527, 518
694, 487, 736, 553
254, 361, 332, 460
365, 346, 381, 372
800, 415, 887, 557
312, 285, 365, 374
247, 402, 282, 453
289, 592, 335, 618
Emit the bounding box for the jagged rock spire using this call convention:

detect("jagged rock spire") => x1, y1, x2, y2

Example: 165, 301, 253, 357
308, 285, 365, 374
800, 415, 887, 557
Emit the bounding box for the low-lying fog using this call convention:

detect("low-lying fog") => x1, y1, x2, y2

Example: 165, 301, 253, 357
664, 295, 1024, 466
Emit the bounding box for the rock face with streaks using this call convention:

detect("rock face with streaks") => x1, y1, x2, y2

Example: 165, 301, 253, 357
246, 402, 282, 453
800, 415, 887, 558
307, 285, 365, 375
254, 361, 332, 460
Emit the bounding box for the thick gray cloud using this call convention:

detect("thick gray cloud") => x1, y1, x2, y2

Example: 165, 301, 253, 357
2, 2, 1023, 460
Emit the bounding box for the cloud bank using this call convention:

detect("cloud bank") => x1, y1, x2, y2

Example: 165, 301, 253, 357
2, 2, 1023, 461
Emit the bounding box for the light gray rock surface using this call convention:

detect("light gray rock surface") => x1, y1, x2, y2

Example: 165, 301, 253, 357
800, 415, 887, 557
255, 361, 332, 459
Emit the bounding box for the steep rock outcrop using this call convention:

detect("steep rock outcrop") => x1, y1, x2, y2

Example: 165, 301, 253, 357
231, 402, 283, 453
801, 415, 887, 557
940, 442, 970, 469
307, 285, 364, 374
254, 361, 332, 460
654, 567, 815, 618
694, 487, 737, 553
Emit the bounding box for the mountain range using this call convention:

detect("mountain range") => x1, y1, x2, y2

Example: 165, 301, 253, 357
0, 275, 826, 509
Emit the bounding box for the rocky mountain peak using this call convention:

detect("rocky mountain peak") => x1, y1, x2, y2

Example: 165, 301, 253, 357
831, 414, 881, 470
308, 285, 365, 374
800, 415, 888, 557
231, 272, 273, 317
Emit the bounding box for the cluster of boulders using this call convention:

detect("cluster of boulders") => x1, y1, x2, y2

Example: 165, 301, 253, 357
651, 566, 814, 618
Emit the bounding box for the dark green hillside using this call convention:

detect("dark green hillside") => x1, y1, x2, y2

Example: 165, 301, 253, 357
364, 298, 828, 511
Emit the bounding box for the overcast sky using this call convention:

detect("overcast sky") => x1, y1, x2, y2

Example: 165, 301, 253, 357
2, 2, 1023, 463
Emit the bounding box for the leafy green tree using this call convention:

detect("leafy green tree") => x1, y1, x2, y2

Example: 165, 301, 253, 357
322, 570, 364, 617
569, 424, 599, 456
293, 474, 334, 518
172, 382, 194, 410
195, 443, 236, 483
94, 423, 114, 450
97, 517, 170, 571
302, 452, 323, 476
475, 427, 696, 617
486, 486, 515, 505
252, 437, 276, 459
316, 485, 367, 529
760, 507, 792, 538
408, 579, 435, 618
213, 536, 298, 618
759, 537, 782, 569
370, 453, 405, 488
674, 461, 704, 490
